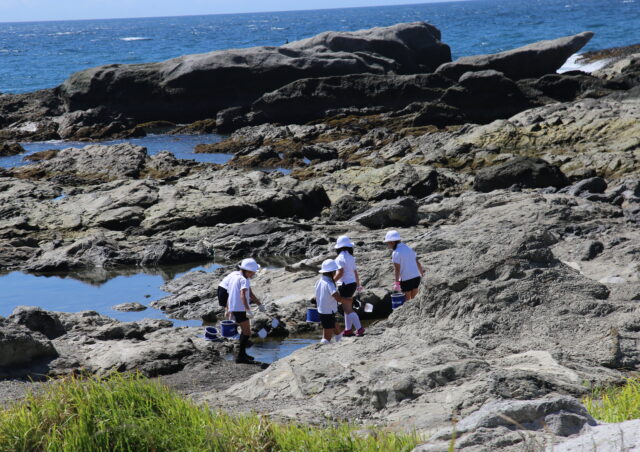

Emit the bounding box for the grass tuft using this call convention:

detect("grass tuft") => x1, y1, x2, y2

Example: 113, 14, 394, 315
583, 377, 640, 423
0, 373, 420, 452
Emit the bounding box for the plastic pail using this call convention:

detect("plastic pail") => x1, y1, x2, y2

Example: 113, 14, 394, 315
204, 326, 220, 340
391, 293, 405, 309
306, 307, 320, 323
220, 320, 238, 338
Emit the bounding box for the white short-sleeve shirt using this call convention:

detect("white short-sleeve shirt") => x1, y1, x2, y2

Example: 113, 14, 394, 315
219, 270, 240, 290
335, 251, 357, 285
392, 242, 421, 281
227, 272, 251, 312
315, 275, 338, 314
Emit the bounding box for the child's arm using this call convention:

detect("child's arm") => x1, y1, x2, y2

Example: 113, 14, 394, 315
417, 259, 424, 277
334, 268, 344, 282
393, 263, 401, 283
249, 289, 261, 305
241, 288, 251, 311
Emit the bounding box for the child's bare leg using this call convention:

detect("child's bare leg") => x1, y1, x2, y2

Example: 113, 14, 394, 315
323, 328, 333, 341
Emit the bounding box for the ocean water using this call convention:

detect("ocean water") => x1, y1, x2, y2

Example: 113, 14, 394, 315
1, 0, 638, 94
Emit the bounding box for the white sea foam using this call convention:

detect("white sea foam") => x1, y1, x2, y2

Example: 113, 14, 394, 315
119, 37, 152, 41
557, 53, 611, 74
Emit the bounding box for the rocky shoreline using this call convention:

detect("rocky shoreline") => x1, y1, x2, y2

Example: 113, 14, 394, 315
1, 21, 640, 451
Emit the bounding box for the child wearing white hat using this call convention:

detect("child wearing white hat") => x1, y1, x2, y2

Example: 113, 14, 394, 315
384, 230, 424, 300
227, 258, 265, 363
333, 235, 365, 337
315, 258, 349, 344
218, 261, 262, 320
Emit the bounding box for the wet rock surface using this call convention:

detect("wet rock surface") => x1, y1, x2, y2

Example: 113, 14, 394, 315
1, 23, 640, 450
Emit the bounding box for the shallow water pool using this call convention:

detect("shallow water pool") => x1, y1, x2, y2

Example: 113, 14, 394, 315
0, 262, 222, 326
224, 336, 318, 364
0, 133, 231, 169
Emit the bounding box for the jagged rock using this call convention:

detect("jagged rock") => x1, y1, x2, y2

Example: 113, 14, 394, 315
252, 73, 449, 125
415, 396, 597, 451
473, 157, 568, 192
328, 195, 369, 221
8, 306, 66, 339
447, 92, 640, 180
566, 177, 608, 196
581, 241, 604, 261
552, 418, 640, 452
0, 320, 58, 371
436, 32, 594, 81
351, 197, 419, 229
13, 143, 148, 182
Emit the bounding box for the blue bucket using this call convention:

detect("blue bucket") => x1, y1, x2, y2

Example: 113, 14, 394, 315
391, 293, 405, 309
306, 307, 320, 323
220, 320, 238, 338
204, 326, 220, 341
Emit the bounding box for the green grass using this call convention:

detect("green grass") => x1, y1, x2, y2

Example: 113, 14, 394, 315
0, 373, 420, 452
583, 377, 640, 423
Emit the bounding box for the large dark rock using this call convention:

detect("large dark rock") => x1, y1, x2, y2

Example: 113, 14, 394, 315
474, 157, 569, 192
0, 142, 25, 157
59, 22, 451, 123
252, 73, 449, 124
351, 197, 418, 229
0, 320, 58, 369
440, 70, 532, 123
436, 31, 594, 81
9, 306, 66, 339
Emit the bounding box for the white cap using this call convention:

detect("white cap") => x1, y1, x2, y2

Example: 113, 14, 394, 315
334, 235, 355, 249
384, 230, 402, 242
239, 258, 260, 272
319, 259, 340, 273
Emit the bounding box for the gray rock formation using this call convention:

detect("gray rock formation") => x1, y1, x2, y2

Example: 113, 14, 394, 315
352, 196, 419, 229
436, 32, 594, 81
3, 307, 234, 378
59, 22, 450, 123
551, 418, 640, 452
473, 156, 569, 192
0, 319, 58, 374
416, 396, 597, 451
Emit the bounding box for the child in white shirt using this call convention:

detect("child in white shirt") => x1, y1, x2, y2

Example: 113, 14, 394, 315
315, 259, 349, 344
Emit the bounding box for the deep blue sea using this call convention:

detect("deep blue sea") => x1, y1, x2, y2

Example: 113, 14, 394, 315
1, 0, 638, 94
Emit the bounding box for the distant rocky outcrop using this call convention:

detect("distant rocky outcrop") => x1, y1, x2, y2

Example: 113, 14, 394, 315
436, 31, 594, 81
58, 22, 451, 124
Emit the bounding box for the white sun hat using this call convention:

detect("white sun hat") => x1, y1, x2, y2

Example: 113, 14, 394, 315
384, 230, 402, 242
239, 258, 261, 272
319, 259, 340, 273
334, 235, 355, 249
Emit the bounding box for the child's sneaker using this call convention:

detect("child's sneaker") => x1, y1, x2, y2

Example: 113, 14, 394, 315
342, 329, 355, 337
355, 328, 365, 337
334, 333, 343, 342
319, 338, 330, 345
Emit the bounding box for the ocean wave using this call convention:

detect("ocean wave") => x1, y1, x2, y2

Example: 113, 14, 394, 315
558, 53, 610, 74
119, 37, 152, 41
